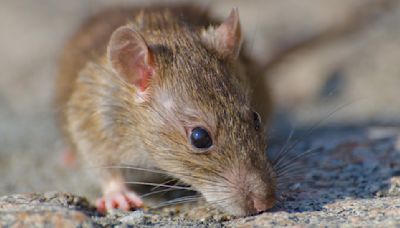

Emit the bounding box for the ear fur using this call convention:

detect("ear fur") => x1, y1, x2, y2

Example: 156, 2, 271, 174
108, 26, 155, 92
202, 8, 242, 58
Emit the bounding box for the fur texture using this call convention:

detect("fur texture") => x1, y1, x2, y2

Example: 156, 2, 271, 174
56, 5, 275, 216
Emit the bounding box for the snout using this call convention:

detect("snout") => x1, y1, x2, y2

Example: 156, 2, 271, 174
249, 193, 276, 214
201, 168, 276, 216
240, 179, 277, 215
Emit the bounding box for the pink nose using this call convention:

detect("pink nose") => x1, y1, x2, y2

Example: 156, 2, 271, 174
252, 196, 275, 213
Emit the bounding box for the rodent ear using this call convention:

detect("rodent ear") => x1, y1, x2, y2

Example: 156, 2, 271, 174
108, 26, 155, 92
202, 8, 242, 58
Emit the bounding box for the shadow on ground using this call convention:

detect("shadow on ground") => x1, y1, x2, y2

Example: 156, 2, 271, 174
267, 123, 400, 213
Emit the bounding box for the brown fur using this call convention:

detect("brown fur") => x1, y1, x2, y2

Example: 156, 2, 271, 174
56, 5, 275, 216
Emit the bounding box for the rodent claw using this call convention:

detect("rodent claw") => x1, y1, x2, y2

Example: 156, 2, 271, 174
96, 190, 143, 213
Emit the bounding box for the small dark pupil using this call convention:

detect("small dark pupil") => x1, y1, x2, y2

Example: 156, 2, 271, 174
190, 127, 213, 149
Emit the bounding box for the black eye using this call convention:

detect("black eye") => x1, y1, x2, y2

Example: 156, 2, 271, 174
253, 111, 261, 131
190, 127, 213, 149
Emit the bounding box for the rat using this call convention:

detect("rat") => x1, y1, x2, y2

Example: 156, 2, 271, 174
55, 5, 276, 216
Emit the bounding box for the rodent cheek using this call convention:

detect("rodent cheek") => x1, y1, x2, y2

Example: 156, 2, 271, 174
200, 185, 247, 216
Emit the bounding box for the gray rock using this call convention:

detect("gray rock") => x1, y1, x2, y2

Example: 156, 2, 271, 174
0, 192, 99, 227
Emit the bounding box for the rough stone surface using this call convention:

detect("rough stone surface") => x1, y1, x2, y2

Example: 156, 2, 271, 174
0, 192, 99, 227
2, 0, 400, 227
2, 127, 400, 226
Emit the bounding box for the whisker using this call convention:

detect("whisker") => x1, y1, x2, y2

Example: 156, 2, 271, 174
150, 195, 202, 209
277, 174, 307, 184
271, 101, 358, 206
276, 165, 309, 177
276, 169, 308, 181
124, 181, 194, 190
150, 179, 179, 192
272, 100, 355, 169
140, 183, 232, 200
276, 170, 308, 182
140, 188, 175, 199
85, 164, 171, 175
207, 196, 235, 205
271, 125, 296, 165
150, 199, 200, 209
274, 148, 319, 173
274, 146, 317, 169
91, 164, 223, 187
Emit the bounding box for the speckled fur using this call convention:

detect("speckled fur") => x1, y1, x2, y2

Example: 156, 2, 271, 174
56, 5, 275, 216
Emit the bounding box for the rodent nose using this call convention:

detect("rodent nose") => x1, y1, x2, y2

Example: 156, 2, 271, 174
252, 196, 275, 213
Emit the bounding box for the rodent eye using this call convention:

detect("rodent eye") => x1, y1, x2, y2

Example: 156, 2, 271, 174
190, 127, 213, 150
253, 111, 261, 131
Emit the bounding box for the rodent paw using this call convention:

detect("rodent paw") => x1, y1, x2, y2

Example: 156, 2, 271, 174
60, 149, 77, 168
96, 190, 143, 213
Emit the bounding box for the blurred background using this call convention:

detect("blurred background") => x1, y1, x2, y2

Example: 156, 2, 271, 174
1, 0, 400, 200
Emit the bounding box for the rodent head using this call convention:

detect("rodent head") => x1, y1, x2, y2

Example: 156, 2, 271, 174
107, 9, 276, 216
